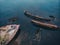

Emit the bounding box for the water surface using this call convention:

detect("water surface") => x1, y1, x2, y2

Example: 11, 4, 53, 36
0, 0, 60, 45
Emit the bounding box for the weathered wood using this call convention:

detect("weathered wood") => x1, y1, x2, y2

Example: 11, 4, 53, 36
31, 20, 60, 30
0, 24, 20, 45
24, 10, 51, 21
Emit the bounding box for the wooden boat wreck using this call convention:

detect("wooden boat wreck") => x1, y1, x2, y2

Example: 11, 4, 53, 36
31, 20, 60, 30
24, 10, 51, 22
0, 24, 20, 45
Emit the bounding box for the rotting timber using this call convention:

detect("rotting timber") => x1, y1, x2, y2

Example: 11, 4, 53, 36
24, 10, 51, 22
31, 20, 60, 30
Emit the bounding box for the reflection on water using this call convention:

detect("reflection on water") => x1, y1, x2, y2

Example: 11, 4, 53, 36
10, 30, 42, 45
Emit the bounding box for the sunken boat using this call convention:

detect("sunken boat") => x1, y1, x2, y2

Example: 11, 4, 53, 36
0, 24, 20, 45
31, 20, 60, 30
8, 16, 19, 22
24, 10, 51, 22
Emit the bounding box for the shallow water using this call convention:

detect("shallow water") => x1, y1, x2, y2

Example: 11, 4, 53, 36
0, 0, 60, 45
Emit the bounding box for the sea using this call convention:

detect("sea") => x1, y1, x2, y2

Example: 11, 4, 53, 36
0, 0, 60, 45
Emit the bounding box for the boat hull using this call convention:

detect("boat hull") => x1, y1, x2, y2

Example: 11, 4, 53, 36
0, 24, 20, 45
24, 10, 51, 22
31, 20, 60, 30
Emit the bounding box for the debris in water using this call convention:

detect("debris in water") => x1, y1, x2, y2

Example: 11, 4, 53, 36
31, 20, 60, 30
33, 32, 41, 41
49, 15, 56, 21
24, 10, 51, 22
33, 29, 41, 41
8, 16, 19, 23
49, 15, 55, 18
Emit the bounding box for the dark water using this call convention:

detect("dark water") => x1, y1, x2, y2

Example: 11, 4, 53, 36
0, 0, 60, 45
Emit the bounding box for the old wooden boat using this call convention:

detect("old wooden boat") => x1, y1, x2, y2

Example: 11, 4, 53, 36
24, 10, 51, 22
0, 24, 20, 45
31, 20, 60, 30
